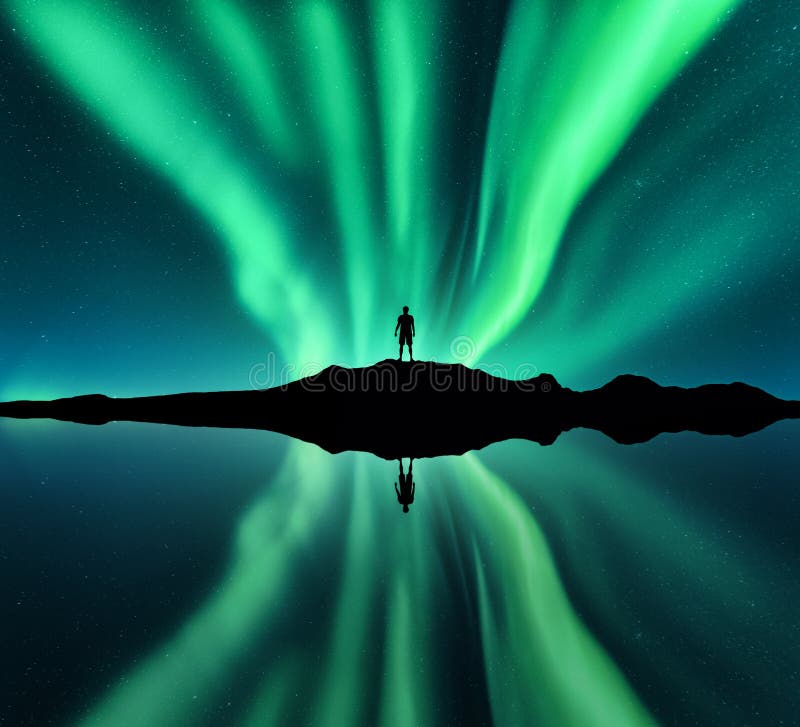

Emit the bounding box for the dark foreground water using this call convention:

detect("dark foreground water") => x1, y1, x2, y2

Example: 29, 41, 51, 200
1, 419, 798, 726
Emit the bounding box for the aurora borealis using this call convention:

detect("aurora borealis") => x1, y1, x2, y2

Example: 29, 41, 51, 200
1, 1, 799, 725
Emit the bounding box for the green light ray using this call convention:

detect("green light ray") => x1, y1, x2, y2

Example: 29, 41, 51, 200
496, 434, 800, 724
370, 0, 441, 309
196, 0, 303, 164
299, 1, 380, 362
10, 0, 333, 365
445, 454, 657, 726
71, 441, 334, 727
378, 576, 418, 727
494, 109, 799, 385
311, 458, 377, 727
465, 0, 741, 363
378, 482, 435, 727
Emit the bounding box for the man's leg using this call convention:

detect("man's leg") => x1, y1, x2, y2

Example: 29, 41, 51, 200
398, 345, 403, 361
408, 345, 413, 361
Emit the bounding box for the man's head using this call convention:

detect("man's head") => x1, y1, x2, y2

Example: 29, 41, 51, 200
403, 504, 409, 513
403, 306, 409, 314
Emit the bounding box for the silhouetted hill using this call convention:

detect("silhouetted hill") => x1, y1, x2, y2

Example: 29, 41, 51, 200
0, 360, 797, 458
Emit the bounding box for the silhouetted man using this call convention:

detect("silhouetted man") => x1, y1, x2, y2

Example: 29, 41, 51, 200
394, 306, 415, 361
395, 459, 415, 513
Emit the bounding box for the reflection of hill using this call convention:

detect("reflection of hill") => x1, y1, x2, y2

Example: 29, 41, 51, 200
1, 360, 797, 459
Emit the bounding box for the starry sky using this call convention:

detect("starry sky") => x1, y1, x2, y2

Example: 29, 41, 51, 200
2, 0, 798, 401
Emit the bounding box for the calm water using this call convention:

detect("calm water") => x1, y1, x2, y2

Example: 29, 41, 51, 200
1, 419, 798, 726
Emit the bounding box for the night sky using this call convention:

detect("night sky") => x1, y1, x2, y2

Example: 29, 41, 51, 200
2, 0, 797, 400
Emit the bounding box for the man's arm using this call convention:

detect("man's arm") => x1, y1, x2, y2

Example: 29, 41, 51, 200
411, 316, 415, 337
394, 318, 400, 336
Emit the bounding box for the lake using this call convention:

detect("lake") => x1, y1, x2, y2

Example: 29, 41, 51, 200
1, 419, 798, 726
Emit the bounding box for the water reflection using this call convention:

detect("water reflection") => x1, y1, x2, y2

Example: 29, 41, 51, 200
62, 444, 658, 727
394, 458, 415, 513
1, 423, 798, 725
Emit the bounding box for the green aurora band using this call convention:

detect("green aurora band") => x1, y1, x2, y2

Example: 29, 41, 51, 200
9, 0, 783, 725
7, 0, 741, 370
467, 0, 739, 360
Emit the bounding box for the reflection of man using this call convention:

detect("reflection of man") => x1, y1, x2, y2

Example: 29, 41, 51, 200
395, 459, 415, 513
394, 306, 415, 361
